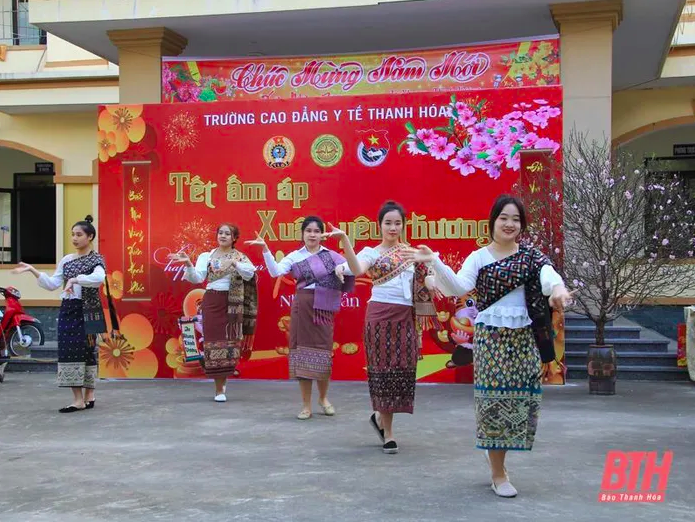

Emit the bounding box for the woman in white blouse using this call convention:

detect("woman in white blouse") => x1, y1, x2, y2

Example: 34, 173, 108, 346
414, 195, 573, 497
13, 216, 107, 413
246, 216, 359, 420
169, 223, 258, 402
336, 201, 437, 455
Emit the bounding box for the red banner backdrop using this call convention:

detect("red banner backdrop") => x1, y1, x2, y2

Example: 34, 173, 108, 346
162, 38, 560, 103
97, 86, 563, 383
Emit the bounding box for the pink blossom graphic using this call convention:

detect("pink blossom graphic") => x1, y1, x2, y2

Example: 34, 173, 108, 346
449, 148, 476, 176
401, 96, 561, 179
458, 108, 477, 127
430, 137, 457, 160
521, 132, 540, 149
416, 128, 439, 146
534, 138, 560, 153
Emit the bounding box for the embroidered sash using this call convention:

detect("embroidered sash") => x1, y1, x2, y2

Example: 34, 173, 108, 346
290, 249, 355, 325
475, 246, 555, 363
62, 251, 109, 345
207, 249, 258, 359
368, 243, 436, 328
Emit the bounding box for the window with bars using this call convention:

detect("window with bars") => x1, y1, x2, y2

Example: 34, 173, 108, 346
0, 0, 47, 46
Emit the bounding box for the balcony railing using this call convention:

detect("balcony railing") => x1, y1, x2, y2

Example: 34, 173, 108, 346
1, 3, 47, 47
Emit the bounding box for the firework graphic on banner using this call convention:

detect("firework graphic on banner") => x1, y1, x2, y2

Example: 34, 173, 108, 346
164, 112, 199, 153
173, 218, 216, 262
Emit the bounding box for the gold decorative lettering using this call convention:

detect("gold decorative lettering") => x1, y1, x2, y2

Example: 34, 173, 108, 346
226, 174, 267, 202
526, 161, 544, 173
169, 172, 189, 203
277, 177, 309, 209
257, 210, 279, 241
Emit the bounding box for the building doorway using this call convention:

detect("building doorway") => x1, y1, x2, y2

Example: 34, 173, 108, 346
0, 147, 56, 265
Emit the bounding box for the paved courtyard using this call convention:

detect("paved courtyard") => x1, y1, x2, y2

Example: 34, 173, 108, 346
0, 374, 693, 522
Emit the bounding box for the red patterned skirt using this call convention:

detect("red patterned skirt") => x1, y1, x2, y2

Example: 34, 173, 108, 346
289, 289, 335, 381
202, 290, 240, 379
363, 302, 418, 414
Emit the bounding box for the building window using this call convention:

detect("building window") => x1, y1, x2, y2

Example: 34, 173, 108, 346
1, 0, 47, 46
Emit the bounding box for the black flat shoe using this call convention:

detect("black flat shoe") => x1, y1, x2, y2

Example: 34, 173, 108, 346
85, 401, 95, 409
383, 440, 399, 454
59, 405, 85, 413
369, 413, 385, 443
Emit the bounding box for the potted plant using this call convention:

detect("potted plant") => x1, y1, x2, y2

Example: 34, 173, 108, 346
516, 133, 695, 394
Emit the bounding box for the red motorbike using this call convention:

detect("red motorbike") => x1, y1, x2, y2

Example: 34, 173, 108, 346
1, 286, 45, 355
0, 286, 45, 381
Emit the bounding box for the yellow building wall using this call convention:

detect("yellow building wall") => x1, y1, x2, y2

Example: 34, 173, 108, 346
0, 111, 98, 304
63, 184, 94, 256
612, 87, 695, 145
0, 111, 97, 177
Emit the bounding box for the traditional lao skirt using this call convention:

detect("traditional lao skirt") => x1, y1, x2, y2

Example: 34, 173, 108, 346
363, 302, 418, 414
473, 324, 542, 451
201, 290, 240, 379
57, 299, 97, 389
289, 289, 334, 381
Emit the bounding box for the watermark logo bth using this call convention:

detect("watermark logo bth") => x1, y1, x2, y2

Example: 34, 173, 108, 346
599, 450, 672, 503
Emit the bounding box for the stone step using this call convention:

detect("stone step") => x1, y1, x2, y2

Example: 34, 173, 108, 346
564, 339, 669, 353
30, 341, 57, 359
564, 326, 641, 340
564, 314, 613, 328
4, 357, 57, 373
565, 351, 680, 368
567, 365, 689, 381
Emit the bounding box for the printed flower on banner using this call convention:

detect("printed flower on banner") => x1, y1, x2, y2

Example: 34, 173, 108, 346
142, 292, 181, 336
97, 130, 118, 163
98, 313, 157, 378
165, 336, 185, 370
399, 95, 561, 180
98, 105, 146, 154
102, 271, 124, 300
99, 336, 135, 372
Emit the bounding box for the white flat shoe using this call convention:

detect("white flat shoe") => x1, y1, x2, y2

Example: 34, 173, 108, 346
297, 409, 312, 420
319, 402, 336, 416
214, 393, 227, 402
491, 480, 518, 498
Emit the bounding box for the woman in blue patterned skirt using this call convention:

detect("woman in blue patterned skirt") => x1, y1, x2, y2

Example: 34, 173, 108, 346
414, 195, 572, 498
13, 216, 109, 413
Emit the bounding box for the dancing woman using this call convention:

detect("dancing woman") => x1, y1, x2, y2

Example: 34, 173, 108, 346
336, 201, 437, 454
415, 194, 572, 497
13, 216, 109, 412
169, 223, 258, 402
246, 216, 358, 419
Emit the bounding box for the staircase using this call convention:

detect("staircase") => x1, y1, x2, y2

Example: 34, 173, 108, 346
4, 341, 57, 374
564, 314, 689, 381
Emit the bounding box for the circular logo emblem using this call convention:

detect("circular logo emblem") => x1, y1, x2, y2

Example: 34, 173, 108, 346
311, 134, 343, 168
263, 136, 295, 169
